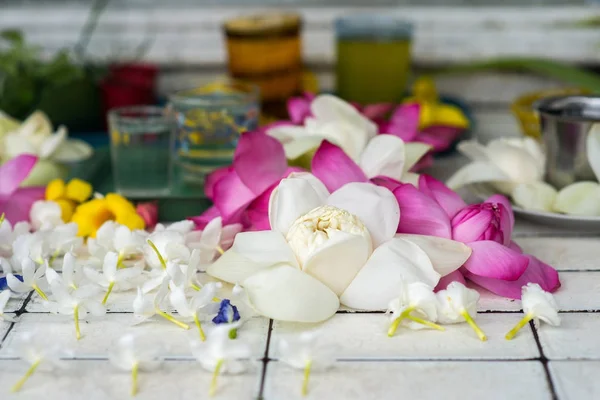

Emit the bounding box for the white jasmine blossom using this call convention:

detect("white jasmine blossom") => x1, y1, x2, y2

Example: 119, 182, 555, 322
436, 282, 486, 341
387, 282, 443, 337
506, 283, 560, 340
144, 230, 190, 270
29, 200, 63, 231
0, 290, 16, 322
0, 217, 30, 258
169, 282, 222, 341
84, 252, 143, 305
133, 281, 189, 330
7, 258, 49, 300
11, 232, 49, 267
88, 221, 145, 265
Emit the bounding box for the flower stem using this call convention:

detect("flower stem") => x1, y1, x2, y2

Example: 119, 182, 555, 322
102, 281, 116, 305
387, 307, 414, 337
406, 315, 445, 331
131, 362, 139, 396
505, 314, 533, 340
155, 309, 190, 330
301, 360, 312, 396
117, 253, 127, 269
229, 328, 238, 340
146, 240, 166, 269
460, 309, 487, 341
209, 359, 224, 396
11, 359, 41, 392
32, 284, 48, 301
194, 314, 206, 341
0, 213, 5, 226
48, 250, 60, 266
74, 304, 82, 340
191, 284, 202, 291
215, 245, 225, 255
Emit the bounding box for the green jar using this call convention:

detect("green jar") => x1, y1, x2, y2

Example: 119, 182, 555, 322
335, 15, 413, 104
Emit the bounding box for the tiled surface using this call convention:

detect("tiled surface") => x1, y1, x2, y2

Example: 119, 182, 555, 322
1, 223, 599, 399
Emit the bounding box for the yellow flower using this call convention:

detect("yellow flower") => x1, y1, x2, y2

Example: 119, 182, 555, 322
404, 77, 470, 130
71, 193, 145, 238
44, 178, 93, 223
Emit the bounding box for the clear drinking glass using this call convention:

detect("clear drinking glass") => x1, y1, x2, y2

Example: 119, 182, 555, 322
108, 106, 174, 197
168, 80, 260, 183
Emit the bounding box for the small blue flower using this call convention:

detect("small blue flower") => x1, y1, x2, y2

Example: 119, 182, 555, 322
212, 299, 240, 325
0, 275, 22, 291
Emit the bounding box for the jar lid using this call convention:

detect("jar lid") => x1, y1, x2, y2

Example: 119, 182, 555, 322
335, 14, 413, 40
224, 13, 302, 38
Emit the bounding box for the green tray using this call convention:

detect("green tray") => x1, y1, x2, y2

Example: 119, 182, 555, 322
67, 147, 212, 222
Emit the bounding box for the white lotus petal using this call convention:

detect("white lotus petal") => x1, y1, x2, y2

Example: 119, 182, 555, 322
282, 136, 324, 160
39, 127, 67, 159
242, 264, 339, 322
486, 140, 544, 182
327, 182, 399, 247
446, 161, 510, 191
200, 217, 222, 251
456, 140, 490, 162
553, 181, 600, 216
20, 111, 53, 137
401, 172, 420, 186
267, 125, 308, 142
512, 182, 557, 212
206, 231, 298, 284
3, 132, 37, 158
340, 238, 440, 311
308, 119, 368, 161
500, 137, 546, 174
310, 94, 377, 141
359, 134, 405, 180
403, 142, 432, 173
302, 230, 371, 296
50, 138, 93, 163
394, 234, 472, 276
587, 124, 600, 182
269, 173, 329, 235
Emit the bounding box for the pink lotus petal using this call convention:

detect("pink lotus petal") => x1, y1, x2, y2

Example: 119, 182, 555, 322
285, 166, 305, 176
486, 194, 515, 235
418, 175, 466, 219
234, 131, 288, 195
0, 186, 45, 224
220, 223, 243, 250
393, 183, 452, 238
0, 154, 38, 199
452, 203, 507, 245
409, 152, 434, 172
212, 171, 257, 224
434, 269, 467, 292
311, 141, 368, 192
371, 176, 403, 192
419, 126, 465, 153
204, 166, 234, 200
136, 202, 158, 229
462, 240, 529, 281
189, 206, 221, 230
509, 240, 523, 253
287, 97, 312, 124
244, 184, 274, 231
466, 255, 560, 299
385, 103, 420, 141
361, 103, 395, 120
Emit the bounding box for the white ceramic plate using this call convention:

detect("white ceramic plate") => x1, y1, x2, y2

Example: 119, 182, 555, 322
469, 183, 600, 232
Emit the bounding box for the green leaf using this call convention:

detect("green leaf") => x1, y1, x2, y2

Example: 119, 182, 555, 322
0, 30, 24, 46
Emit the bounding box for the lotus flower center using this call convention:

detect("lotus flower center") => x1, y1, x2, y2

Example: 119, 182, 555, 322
285, 205, 370, 268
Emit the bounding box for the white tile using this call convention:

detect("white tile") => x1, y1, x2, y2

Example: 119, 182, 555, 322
515, 237, 600, 271
264, 361, 550, 400
0, 314, 269, 359
512, 219, 580, 237
537, 313, 600, 360
0, 320, 11, 341
553, 272, 600, 311
0, 359, 261, 400
476, 287, 522, 312
549, 361, 600, 400
271, 313, 539, 360
4, 293, 28, 313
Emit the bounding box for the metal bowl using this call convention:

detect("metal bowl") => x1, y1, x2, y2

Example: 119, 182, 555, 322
534, 95, 600, 189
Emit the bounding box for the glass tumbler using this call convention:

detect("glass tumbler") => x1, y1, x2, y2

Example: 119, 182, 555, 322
335, 15, 414, 104
168, 80, 260, 183
108, 106, 174, 197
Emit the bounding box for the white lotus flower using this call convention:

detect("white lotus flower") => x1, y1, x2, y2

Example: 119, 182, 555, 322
447, 137, 545, 194
109, 334, 163, 396
7, 258, 49, 300
29, 200, 63, 230
268, 95, 378, 161
1, 111, 93, 186
387, 281, 443, 337
552, 181, 600, 216
45, 268, 105, 340
207, 174, 471, 323
87, 221, 146, 263
512, 182, 557, 212
436, 282, 486, 341
133, 281, 189, 329
277, 331, 335, 396
506, 283, 560, 340
169, 282, 221, 341
83, 252, 143, 305
190, 323, 251, 396
0, 218, 30, 258
0, 290, 15, 322
9, 331, 69, 392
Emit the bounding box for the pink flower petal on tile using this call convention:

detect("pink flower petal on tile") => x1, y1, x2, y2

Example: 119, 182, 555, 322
434, 269, 467, 292
189, 206, 221, 230
0, 186, 45, 224
385, 103, 420, 141
509, 240, 523, 253
212, 171, 257, 224
311, 141, 368, 192
234, 131, 288, 195
0, 154, 38, 199
466, 255, 560, 299
393, 183, 452, 238
419, 126, 465, 153
204, 166, 234, 200
463, 240, 529, 281
418, 175, 466, 219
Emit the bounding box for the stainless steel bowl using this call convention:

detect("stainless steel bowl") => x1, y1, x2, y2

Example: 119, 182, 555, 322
535, 95, 600, 189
